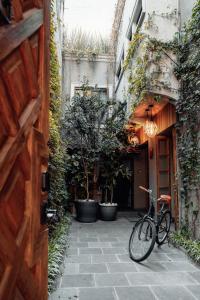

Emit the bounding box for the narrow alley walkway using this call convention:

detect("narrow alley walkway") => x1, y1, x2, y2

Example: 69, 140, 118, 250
50, 214, 200, 300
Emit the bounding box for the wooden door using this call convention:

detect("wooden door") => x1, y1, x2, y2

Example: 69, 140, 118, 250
0, 1, 50, 299
156, 136, 170, 197
133, 146, 149, 210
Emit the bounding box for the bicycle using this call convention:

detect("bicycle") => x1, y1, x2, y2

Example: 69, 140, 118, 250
129, 186, 172, 262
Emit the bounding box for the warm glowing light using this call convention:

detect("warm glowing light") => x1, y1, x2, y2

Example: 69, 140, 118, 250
144, 120, 158, 138
127, 133, 140, 146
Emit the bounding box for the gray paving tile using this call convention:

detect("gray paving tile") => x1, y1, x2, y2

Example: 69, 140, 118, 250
79, 287, 116, 300
99, 237, 118, 242
102, 247, 127, 254
65, 255, 91, 264
92, 254, 118, 263
50, 288, 78, 300
152, 244, 179, 254
79, 263, 108, 273
111, 242, 127, 248
186, 285, 200, 299
88, 242, 111, 248
162, 261, 198, 272
117, 254, 131, 262
115, 286, 155, 300
80, 248, 102, 254
189, 271, 200, 283
67, 248, 78, 255
107, 262, 137, 273
64, 263, 79, 274
152, 285, 196, 300
61, 274, 94, 287
70, 242, 88, 248
79, 237, 98, 242
165, 252, 188, 261
127, 272, 197, 285
148, 253, 171, 261
136, 261, 167, 272
95, 273, 129, 287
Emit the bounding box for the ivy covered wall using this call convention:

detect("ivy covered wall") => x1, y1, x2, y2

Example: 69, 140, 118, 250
49, 7, 67, 212
175, 0, 200, 239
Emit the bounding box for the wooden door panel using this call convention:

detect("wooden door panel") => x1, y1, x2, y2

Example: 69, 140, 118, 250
1, 51, 31, 116
29, 33, 40, 72
0, 1, 49, 299
133, 147, 149, 210
156, 136, 170, 196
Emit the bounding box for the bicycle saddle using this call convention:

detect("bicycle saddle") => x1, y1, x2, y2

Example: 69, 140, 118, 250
159, 195, 171, 203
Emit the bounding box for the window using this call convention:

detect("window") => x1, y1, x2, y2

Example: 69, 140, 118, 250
116, 49, 124, 79
127, 0, 145, 40
74, 86, 108, 101
133, 0, 143, 25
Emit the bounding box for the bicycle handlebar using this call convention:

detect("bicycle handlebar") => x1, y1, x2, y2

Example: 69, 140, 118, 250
139, 186, 152, 193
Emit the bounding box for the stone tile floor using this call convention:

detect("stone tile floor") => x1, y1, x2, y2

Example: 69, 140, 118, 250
49, 213, 200, 300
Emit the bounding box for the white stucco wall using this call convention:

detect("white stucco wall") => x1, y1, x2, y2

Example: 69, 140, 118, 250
115, 0, 196, 105
62, 54, 115, 107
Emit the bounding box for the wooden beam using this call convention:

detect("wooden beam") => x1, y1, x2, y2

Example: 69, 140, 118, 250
0, 9, 43, 62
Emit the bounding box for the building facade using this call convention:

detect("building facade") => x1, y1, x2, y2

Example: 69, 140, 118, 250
62, 53, 114, 104
112, 0, 196, 228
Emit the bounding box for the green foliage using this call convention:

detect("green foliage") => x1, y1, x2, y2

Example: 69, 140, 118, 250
48, 216, 70, 294
124, 31, 178, 111
63, 87, 127, 200
175, 0, 200, 191
49, 10, 67, 210
123, 32, 144, 70
170, 229, 200, 264
63, 28, 111, 59
99, 102, 130, 203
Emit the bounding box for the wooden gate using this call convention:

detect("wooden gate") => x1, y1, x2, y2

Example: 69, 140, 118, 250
0, 1, 50, 299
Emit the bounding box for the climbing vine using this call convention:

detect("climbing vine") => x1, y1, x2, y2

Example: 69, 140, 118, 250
124, 30, 178, 111
175, 0, 200, 235
49, 8, 68, 212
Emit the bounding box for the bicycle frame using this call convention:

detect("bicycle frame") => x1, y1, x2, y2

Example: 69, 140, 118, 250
139, 186, 167, 226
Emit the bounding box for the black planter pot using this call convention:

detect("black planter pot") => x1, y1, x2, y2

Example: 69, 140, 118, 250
75, 200, 98, 223
99, 203, 118, 221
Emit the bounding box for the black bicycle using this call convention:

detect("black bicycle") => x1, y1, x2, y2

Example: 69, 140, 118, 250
129, 186, 171, 262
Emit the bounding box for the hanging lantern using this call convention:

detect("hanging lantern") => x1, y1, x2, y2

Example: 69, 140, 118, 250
143, 105, 158, 138
126, 122, 140, 146
127, 132, 140, 146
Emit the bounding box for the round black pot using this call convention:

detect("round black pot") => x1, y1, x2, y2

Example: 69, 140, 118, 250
75, 200, 98, 223
99, 203, 118, 221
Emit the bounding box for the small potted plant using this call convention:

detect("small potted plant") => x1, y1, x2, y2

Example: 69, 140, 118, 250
99, 153, 131, 221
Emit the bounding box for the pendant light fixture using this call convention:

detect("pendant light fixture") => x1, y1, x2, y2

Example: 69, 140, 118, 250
127, 123, 140, 146
144, 105, 158, 138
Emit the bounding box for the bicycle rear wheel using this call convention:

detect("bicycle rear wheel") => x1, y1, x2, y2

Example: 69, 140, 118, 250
129, 218, 156, 262
156, 210, 171, 246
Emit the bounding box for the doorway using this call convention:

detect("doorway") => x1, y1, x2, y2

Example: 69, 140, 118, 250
156, 126, 178, 224
132, 144, 149, 211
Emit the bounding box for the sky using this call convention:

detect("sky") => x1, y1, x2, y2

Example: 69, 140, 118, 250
64, 0, 117, 37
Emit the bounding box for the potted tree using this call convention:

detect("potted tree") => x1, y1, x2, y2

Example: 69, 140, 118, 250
99, 102, 130, 221
99, 153, 131, 221
63, 84, 110, 222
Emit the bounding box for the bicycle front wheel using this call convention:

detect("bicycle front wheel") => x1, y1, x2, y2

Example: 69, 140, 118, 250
156, 210, 171, 246
129, 218, 156, 262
